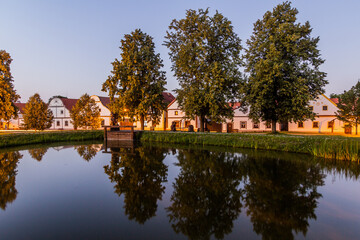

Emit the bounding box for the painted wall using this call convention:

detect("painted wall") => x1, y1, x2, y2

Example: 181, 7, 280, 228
48, 97, 74, 130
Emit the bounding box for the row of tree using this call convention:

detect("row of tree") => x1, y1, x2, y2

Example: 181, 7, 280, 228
102, 2, 327, 133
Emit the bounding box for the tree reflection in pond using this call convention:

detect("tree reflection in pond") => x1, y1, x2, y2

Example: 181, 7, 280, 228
0, 151, 22, 210
74, 144, 102, 161
167, 149, 244, 240
241, 156, 325, 240
28, 148, 48, 161
104, 145, 168, 224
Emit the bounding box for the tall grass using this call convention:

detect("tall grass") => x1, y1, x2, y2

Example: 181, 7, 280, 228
0, 130, 104, 148
137, 131, 360, 161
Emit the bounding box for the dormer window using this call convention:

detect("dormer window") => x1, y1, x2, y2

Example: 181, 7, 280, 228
60, 110, 64, 114
175, 111, 178, 115
323, 105, 328, 111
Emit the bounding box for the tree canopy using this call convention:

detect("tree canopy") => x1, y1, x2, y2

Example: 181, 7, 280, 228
164, 9, 243, 132
0, 50, 20, 127
335, 81, 360, 135
70, 94, 100, 130
244, 2, 327, 133
23, 93, 54, 130
102, 29, 167, 130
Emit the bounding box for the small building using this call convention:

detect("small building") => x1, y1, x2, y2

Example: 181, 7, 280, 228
48, 97, 78, 130
90, 95, 112, 127
3, 103, 26, 129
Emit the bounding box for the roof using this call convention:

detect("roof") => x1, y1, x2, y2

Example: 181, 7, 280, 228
14, 103, 26, 114
60, 98, 78, 111
162, 92, 175, 105
330, 98, 339, 104
229, 102, 241, 110
98, 96, 110, 107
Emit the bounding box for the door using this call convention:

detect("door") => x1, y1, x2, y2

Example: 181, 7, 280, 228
227, 123, 233, 133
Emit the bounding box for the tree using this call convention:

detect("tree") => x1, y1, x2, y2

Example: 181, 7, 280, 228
0, 50, 20, 128
103, 29, 167, 130
28, 148, 48, 161
70, 93, 100, 130
23, 93, 54, 130
244, 2, 327, 133
335, 81, 360, 135
164, 9, 244, 132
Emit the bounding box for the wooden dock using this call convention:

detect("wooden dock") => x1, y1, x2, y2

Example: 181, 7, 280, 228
104, 125, 138, 141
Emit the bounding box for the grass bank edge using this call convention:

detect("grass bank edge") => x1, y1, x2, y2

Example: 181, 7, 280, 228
0, 130, 104, 148
137, 131, 360, 161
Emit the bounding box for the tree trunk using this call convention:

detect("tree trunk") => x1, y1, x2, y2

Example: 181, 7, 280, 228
140, 115, 145, 131
271, 119, 277, 134
356, 121, 358, 135
199, 115, 205, 132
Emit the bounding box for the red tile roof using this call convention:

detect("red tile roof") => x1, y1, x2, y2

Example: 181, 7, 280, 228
330, 98, 339, 104
162, 92, 175, 105
14, 103, 26, 114
229, 102, 241, 110
60, 98, 78, 111
98, 96, 110, 107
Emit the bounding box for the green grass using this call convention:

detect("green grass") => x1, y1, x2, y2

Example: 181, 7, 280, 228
137, 131, 360, 161
0, 130, 104, 148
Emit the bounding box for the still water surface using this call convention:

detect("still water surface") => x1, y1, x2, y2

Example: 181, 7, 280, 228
0, 142, 359, 239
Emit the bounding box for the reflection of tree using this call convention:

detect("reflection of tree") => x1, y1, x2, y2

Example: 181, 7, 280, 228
0, 151, 22, 210
74, 145, 99, 161
28, 148, 48, 161
167, 149, 244, 240
104, 145, 168, 224
242, 157, 325, 240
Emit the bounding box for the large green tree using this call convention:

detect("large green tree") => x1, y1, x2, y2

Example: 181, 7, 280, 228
334, 81, 360, 135
23, 93, 54, 130
70, 93, 100, 130
244, 2, 327, 133
164, 9, 243, 132
0, 50, 20, 128
102, 29, 167, 130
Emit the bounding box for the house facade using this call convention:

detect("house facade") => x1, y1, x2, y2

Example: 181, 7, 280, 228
90, 95, 112, 127
48, 97, 78, 130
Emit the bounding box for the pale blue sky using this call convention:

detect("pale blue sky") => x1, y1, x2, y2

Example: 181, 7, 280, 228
1, 0, 359, 102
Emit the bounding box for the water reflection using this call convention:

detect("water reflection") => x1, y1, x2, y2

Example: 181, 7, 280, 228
0, 151, 22, 210
241, 155, 325, 240
28, 148, 48, 161
104, 145, 168, 224
74, 144, 102, 161
167, 149, 244, 240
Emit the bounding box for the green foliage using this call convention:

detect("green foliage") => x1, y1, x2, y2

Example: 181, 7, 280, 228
70, 93, 100, 130
103, 29, 167, 130
104, 145, 168, 224
244, 2, 327, 133
335, 81, 360, 134
138, 131, 360, 161
0, 151, 22, 210
23, 93, 54, 130
0, 50, 20, 125
164, 9, 244, 132
0, 130, 103, 149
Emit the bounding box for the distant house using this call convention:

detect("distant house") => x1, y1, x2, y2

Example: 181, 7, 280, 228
91, 92, 175, 130
48, 97, 78, 130
3, 103, 26, 129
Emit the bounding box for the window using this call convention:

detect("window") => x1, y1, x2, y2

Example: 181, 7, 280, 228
99, 109, 101, 112
60, 110, 63, 114
65, 121, 68, 126
328, 121, 334, 129
265, 122, 271, 129
101, 119, 105, 126
144, 121, 148, 127
56, 121, 60, 126
185, 121, 191, 127
175, 111, 178, 116
323, 105, 328, 111
313, 121, 319, 128
298, 122, 304, 128
309, 106, 314, 111
240, 121, 247, 129
253, 122, 259, 129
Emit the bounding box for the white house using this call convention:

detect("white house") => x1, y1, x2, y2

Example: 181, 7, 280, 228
90, 95, 112, 127
48, 97, 78, 130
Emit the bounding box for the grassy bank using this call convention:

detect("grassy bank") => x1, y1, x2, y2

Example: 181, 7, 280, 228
0, 130, 103, 148
137, 131, 360, 161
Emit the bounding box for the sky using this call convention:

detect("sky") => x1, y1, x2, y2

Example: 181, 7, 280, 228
1, 0, 359, 102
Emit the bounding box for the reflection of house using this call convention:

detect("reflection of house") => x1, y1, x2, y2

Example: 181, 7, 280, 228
48, 97, 78, 130
167, 95, 353, 134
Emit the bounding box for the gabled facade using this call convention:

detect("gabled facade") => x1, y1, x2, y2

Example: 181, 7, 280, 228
48, 97, 78, 130
90, 95, 111, 127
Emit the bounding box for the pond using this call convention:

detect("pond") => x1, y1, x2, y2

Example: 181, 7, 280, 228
0, 141, 359, 239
